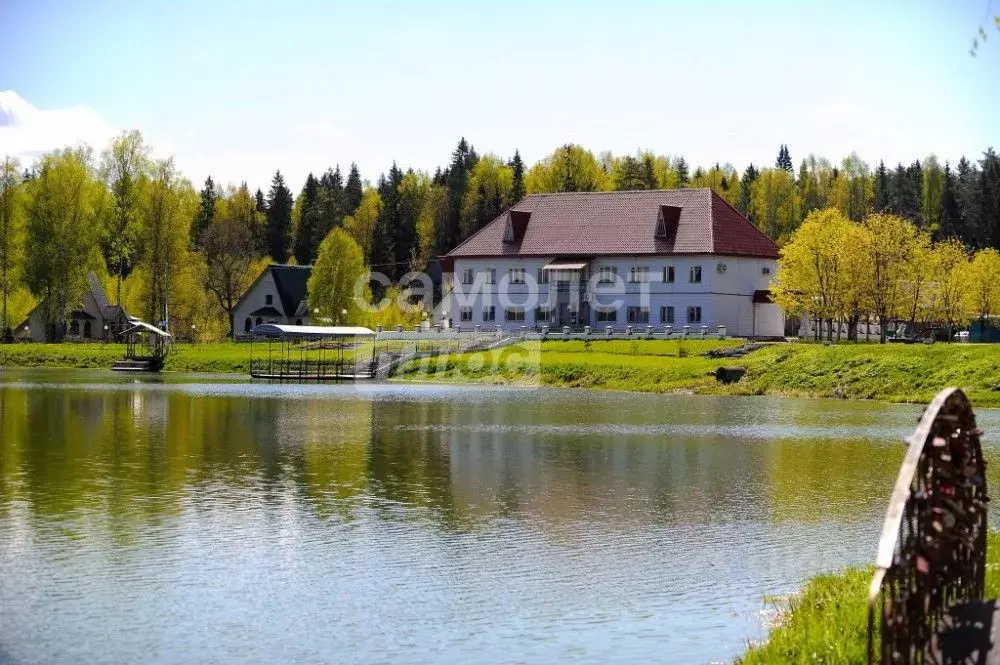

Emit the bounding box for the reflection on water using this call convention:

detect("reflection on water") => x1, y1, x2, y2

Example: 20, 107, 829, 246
2, 368, 998, 664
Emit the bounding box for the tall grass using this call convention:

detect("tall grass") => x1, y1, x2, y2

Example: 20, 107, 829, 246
739, 531, 1000, 664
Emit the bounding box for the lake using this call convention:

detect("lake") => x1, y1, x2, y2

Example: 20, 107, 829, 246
1, 368, 998, 664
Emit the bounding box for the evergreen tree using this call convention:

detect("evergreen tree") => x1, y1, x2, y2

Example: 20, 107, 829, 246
255, 188, 266, 215
442, 137, 474, 254
642, 154, 658, 189
509, 150, 526, 203
776, 144, 793, 172
344, 163, 363, 216
192, 175, 217, 247
385, 163, 413, 280
956, 157, 984, 247
939, 163, 961, 240
980, 148, 1000, 249
265, 170, 293, 263
692, 166, 705, 181
294, 173, 321, 265
739, 164, 759, 220
314, 165, 345, 250
675, 157, 690, 187
371, 173, 396, 283
613, 156, 646, 191
888, 162, 922, 225
873, 160, 890, 212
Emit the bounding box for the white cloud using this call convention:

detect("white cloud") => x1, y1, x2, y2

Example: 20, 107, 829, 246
0, 90, 118, 162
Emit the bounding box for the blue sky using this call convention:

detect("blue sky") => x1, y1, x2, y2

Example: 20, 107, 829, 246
1, 0, 997, 191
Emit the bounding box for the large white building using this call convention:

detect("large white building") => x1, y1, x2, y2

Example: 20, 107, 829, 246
443, 189, 784, 337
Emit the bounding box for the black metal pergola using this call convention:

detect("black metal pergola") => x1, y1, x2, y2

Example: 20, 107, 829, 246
249, 324, 379, 380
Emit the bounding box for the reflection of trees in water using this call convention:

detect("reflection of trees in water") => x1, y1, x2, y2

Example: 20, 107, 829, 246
0, 383, 915, 539
364, 399, 471, 530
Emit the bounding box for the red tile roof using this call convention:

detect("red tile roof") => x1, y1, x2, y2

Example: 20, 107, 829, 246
446, 188, 778, 260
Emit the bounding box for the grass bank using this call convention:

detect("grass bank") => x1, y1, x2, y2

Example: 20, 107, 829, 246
738, 531, 1000, 664
394, 338, 745, 392
0, 343, 253, 373
396, 339, 1000, 406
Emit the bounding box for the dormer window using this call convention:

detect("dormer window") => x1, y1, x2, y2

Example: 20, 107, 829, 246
657, 205, 682, 238
655, 213, 667, 238
265, 294, 273, 305
503, 222, 515, 243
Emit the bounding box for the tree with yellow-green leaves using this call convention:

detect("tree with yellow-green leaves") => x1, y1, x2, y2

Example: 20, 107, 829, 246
24, 147, 106, 341
929, 238, 971, 339
344, 187, 383, 263
460, 155, 513, 239
0, 156, 24, 340
750, 168, 801, 242
899, 229, 933, 331
525, 144, 611, 194
964, 248, 1000, 332
139, 158, 198, 329
771, 208, 855, 340
860, 213, 922, 342
307, 227, 368, 325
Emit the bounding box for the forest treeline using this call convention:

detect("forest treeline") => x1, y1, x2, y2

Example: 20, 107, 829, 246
0, 134, 998, 340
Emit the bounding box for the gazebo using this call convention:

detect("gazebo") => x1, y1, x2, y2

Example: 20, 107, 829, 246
249, 324, 379, 380
112, 321, 172, 372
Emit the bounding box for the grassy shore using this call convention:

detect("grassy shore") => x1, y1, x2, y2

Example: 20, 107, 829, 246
3, 340, 1000, 407
0, 342, 253, 373
739, 531, 1000, 664
396, 339, 1000, 406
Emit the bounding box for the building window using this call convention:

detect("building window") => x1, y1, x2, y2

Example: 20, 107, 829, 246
596, 266, 617, 284
462, 268, 475, 285
627, 306, 650, 324
689, 266, 702, 283
538, 268, 549, 285
255, 317, 263, 326
762, 266, 772, 275
663, 266, 675, 283
628, 266, 649, 283
660, 306, 675, 324
265, 294, 273, 305
244, 318, 252, 333
509, 268, 526, 284
460, 307, 473, 322
596, 308, 617, 323
485, 268, 496, 284
505, 306, 525, 322
69, 320, 80, 336
295, 319, 303, 325
534, 307, 551, 324
483, 306, 496, 322
687, 306, 702, 324
83, 321, 92, 338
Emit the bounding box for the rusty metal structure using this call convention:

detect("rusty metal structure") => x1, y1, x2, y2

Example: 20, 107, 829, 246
867, 387, 989, 664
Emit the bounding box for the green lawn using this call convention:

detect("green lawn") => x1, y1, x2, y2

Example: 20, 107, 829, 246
0, 342, 254, 373
731, 342, 1000, 406
395, 339, 1000, 406
739, 531, 1000, 664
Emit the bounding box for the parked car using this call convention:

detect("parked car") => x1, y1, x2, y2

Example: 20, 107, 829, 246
954, 330, 970, 342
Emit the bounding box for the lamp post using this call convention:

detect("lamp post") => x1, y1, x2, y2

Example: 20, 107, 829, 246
103, 324, 109, 346
191, 324, 196, 343
340, 309, 347, 325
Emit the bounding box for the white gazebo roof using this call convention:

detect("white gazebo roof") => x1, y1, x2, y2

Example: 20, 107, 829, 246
250, 324, 376, 338
122, 321, 172, 338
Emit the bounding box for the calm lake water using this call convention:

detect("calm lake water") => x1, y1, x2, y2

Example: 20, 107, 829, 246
2, 369, 999, 665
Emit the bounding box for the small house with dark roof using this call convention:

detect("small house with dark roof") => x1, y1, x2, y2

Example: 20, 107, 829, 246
16, 272, 133, 342
443, 188, 783, 337
233, 265, 313, 337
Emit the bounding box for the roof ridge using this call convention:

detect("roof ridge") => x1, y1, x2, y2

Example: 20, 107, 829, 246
708, 189, 779, 252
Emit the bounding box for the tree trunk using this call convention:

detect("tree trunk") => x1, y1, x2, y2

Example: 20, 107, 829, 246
879, 315, 888, 344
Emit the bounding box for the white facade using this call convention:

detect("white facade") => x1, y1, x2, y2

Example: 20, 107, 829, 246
448, 255, 784, 337
233, 269, 311, 336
